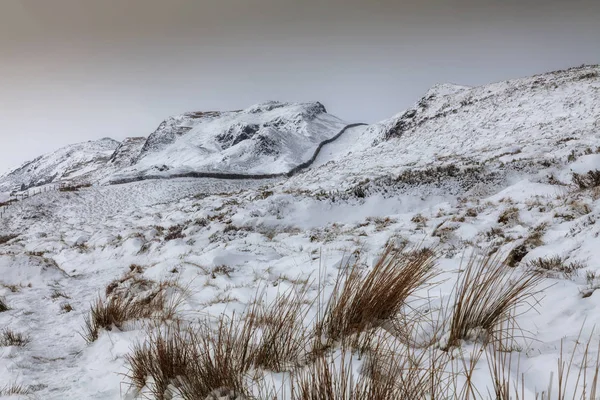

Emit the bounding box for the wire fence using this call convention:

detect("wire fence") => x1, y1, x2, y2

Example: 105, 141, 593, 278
0, 183, 63, 219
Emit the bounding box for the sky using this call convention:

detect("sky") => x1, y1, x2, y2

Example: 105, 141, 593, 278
1, 0, 599, 173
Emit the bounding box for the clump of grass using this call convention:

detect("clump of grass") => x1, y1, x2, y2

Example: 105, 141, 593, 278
126, 316, 255, 400
411, 213, 428, 226
82, 296, 133, 343
572, 170, 600, 190
0, 329, 30, 347
82, 280, 182, 343
164, 224, 186, 241
527, 256, 586, 279
485, 324, 600, 400
251, 282, 314, 372
507, 222, 548, 267
442, 251, 544, 350
290, 337, 452, 400
211, 265, 235, 279
498, 206, 520, 224
316, 245, 437, 350
125, 323, 197, 399
61, 303, 74, 313
0, 383, 31, 396
0, 297, 9, 312
465, 208, 478, 217
50, 289, 70, 299
0, 234, 18, 245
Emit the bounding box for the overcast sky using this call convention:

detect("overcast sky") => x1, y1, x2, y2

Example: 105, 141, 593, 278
1, 0, 599, 173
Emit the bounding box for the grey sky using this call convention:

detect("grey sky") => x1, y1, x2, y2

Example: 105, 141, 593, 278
1, 0, 599, 173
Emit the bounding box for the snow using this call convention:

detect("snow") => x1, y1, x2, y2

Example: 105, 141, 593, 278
111, 101, 348, 182
0, 65, 600, 398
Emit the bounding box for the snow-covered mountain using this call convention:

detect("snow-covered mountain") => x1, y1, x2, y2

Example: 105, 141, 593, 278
1, 65, 600, 399
0, 138, 121, 192
290, 64, 600, 195
0, 101, 347, 191
111, 101, 347, 182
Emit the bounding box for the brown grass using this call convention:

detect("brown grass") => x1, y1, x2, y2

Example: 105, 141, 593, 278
82, 280, 182, 343
498, 206, 520, 225
0, 382, 31, 396
507, 223, 548, 267
0, 329, 30, 347
572, 170, 600, 190
526, 256, 586, 279
442, 251, 544, 350
0, 234, 18, 245
250, 283, 315, 372
126, 316, 255, 400
164, 224, 186, 241
0, 297, 8, 312
316, 245, 437, 350
485, 324, 600, 400
290, 335, 453, 400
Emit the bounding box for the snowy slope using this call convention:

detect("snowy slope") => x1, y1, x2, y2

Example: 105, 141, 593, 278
1, 66, 600, 399
291, 65, 600, 196
0, 102, 349, 190
0, 138, 120, 192
109, 101, 347, 182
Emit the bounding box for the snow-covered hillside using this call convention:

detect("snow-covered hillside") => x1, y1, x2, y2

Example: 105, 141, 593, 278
0, 102, 349, 192
0, 138, 120, 192
111, 101, 347, 182
1, 65, 600, 399
290, 65, 600, 194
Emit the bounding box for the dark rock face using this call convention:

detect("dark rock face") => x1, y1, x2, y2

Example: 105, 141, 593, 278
108, 137, 146, 167
137, 112, 222, 161
215, 124, 261, 149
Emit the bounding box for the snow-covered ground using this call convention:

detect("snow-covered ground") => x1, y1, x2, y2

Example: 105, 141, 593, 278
0, 65, 600, 399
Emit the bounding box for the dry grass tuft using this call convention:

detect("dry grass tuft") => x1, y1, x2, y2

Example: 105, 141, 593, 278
82, 279, 182, 343
290, 348, 397, 400
507, 223, 548, 267
290, 336, 452, 400
0, 297, 8, 312
442, 251, 544, 350
250, 283, 315, 372
125, 323, 197, 399
0, 382, 31, 396
0, 234, 19, 245
316, 245, 437, 351
572, 170, 600, 190
164, 224, 186, 241
498, 206, 520, 225
527, 256, 586, 279
0, 329, 30, 347
126, 316, 255, 400
485, 324, 600, 400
